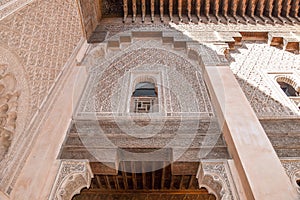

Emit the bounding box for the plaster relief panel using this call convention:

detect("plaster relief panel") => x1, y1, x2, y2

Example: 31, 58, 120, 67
0, 0, 82, 121
76, 36, 213, 118
281, 160, 300, 195
229, 42, 300, 117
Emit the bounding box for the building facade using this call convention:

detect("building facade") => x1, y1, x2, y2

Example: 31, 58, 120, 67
0, 0, 300, 199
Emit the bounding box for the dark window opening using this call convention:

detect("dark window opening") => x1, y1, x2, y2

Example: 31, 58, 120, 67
297, 179, 300, 187
132, 82, 157, 97
277, 82, 299, 97
131, 82, 158, 113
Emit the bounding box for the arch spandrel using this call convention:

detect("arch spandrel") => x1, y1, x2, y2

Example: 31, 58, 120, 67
197, 161, 236, 200
49, 160, 93, 200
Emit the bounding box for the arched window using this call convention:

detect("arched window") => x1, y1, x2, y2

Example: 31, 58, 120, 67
277, 82, 299, 97
131, 81, 158, 113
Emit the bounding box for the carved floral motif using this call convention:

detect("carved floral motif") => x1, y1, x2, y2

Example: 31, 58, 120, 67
78, 34, 214, 117
229, 42, 300, 117
281, 160, 300, 195
49, 160, 93, 200
197, 161, 235, 200
0, 63, 19, 160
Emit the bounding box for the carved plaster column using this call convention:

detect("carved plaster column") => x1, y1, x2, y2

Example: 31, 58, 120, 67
123, 0, 128, 22
49, 160, 93, 200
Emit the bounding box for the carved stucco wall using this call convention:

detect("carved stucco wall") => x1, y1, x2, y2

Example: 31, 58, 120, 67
229, 42, 300, 117
0, 0, 82, 120
281, 160, 300, 195
0, 0, 82, 195
197, 161, 237, 200
49, 160, 93, 200
77, 30, 216, 117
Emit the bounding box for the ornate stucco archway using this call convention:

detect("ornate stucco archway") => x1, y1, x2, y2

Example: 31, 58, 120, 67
49, 160, 93, 200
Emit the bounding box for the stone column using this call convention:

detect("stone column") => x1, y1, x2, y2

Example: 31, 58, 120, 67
202, 64, 299, 199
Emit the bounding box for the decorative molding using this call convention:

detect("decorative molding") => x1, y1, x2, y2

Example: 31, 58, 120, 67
275, 74, 300, 92
49, 160, 93, 200
115, 0, 299, 23
197, 161, 235, 200
281, 159, 300, 195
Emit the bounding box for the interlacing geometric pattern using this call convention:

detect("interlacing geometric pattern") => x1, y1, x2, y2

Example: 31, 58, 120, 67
0, 0, 82, 120
0, 0, 82, 195
229, 42, 300, 117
